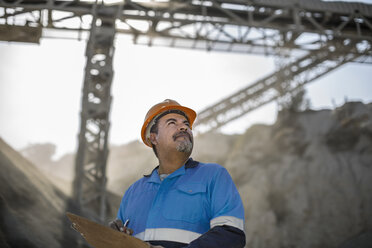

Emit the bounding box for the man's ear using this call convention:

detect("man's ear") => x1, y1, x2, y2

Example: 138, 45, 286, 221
149, 133, 158, 146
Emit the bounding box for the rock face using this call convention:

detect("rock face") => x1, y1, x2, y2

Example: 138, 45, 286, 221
17, 101, 372, 248
107, 141, 157, 195
0, 138, 81, 248
224, 102, 372, 248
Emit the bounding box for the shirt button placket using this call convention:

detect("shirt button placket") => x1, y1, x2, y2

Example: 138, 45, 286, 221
146, 179, 169, 236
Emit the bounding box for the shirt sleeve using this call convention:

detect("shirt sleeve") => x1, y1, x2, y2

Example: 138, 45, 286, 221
184, 166, 246, 248
185, 225, 246, 248
209, 166, 245, 231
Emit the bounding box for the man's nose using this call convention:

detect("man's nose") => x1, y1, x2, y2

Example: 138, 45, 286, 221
179, 123, 189, 131
180, 126, 187, 131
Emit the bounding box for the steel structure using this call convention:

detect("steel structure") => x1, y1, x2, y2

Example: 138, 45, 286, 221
1, 0, 372, 51
1, 0, 372, 221
194, 38, 367, 131
72, 3, 121, 222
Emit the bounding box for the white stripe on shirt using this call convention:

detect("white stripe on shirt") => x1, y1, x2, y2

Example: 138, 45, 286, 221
210, 216, 245, 231
134, 228, 202, 244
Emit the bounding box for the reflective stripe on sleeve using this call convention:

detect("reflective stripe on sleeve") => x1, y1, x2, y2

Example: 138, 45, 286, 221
210, 216, 245, 231
134, 228, 202, 244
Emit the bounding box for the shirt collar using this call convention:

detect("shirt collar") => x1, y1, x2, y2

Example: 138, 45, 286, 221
144, 158, 199, 183
185, 157, 199, 169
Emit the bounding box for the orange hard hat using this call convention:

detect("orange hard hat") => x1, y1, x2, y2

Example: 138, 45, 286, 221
141, 99, 197, 147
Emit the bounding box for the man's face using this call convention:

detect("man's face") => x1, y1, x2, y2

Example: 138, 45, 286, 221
150, 113, 193, 155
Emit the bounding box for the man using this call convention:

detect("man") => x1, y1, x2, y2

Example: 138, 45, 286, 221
112, 99, 245, 247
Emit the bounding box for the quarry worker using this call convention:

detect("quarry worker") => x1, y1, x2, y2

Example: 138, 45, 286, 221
111, 99, 245, 248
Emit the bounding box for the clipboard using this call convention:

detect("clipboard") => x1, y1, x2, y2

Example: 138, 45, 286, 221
66, 212, 149, 248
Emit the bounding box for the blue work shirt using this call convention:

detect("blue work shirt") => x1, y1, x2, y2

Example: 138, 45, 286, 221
117, 158, 245, 245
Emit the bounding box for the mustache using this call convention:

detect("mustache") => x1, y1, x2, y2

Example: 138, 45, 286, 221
173, 131, 192, 141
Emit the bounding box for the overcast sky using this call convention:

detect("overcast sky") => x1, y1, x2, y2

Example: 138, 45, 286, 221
1, 0, 372, 159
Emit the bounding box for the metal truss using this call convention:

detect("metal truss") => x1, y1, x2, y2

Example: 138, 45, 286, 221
194, 38, 370, 131
1, 0, 372, 55
72, 3, 120, 222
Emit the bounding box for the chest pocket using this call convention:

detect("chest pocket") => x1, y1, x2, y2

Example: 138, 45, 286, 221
162, 183, 207, 223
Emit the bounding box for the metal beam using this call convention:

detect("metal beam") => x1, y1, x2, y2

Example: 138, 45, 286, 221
1, 0, 372, 54
0, 24, 41, 42
194, 38, 369, 131
72, 2, 119, 223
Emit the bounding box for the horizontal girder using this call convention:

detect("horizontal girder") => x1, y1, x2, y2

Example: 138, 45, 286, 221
1, 0, 372, 54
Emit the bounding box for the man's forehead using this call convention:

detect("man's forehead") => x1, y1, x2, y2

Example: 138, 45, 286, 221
158, 113, 189, 122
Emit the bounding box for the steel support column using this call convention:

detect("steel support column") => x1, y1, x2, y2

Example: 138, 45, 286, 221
73, 5, 117, 222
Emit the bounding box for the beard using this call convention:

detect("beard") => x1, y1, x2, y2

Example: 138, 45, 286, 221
173, 131, 193, 153
176, 139, 193, 153
176, 137, 193, 153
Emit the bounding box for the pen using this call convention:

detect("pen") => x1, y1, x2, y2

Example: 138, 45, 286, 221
118, 219, 129, 232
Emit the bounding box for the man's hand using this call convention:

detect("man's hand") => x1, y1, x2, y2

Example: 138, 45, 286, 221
108, 219, 133, 235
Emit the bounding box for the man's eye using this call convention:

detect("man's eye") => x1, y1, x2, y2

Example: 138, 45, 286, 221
168, 121, 175, 125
